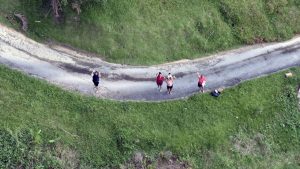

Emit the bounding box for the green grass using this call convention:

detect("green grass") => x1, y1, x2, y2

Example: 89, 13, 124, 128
0, 0, 300, 65
0, 65, 300, 168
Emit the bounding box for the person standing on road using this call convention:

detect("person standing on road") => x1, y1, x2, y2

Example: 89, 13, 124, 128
156, 72, 165, 92
166, 73, 175, 95
197, 72, 206, 93
91, 70, 100, 93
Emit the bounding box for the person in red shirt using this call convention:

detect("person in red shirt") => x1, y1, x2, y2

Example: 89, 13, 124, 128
197, 72, 206, 93
156, 72, 165, 92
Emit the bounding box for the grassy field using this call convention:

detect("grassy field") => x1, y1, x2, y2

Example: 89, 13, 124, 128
0, 0, 300, 65
0, 65, 300, 168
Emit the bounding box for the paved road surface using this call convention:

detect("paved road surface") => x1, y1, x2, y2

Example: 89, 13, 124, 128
0, 24, 299, 101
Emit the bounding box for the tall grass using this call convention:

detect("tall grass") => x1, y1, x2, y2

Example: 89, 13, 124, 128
0, 65, 299, 168
0, 0, 300, 65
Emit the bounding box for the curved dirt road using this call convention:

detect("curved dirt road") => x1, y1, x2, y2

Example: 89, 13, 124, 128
0, 24, 299, 101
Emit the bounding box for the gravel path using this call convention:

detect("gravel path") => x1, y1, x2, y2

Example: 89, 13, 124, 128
0, 24, 299, 101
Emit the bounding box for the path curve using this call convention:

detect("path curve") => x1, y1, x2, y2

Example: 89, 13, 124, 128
0, 24, 299, 101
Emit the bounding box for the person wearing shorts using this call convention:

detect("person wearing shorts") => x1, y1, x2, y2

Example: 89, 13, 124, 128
91, 70, 100, 92
156, 72, 164, 91
166, 73, 175, 95
197, 72, 206, 93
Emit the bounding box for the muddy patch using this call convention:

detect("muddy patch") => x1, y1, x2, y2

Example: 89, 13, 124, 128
110, 73, 153, 82
56, 144, 80, 169
232, 133, 269, 156
59, 63, 91, 74
57, 63, 188, 82
228, 78, 242, 86
107, 72, 188, 82
121, 151, 190, 169
280, 44, 300, 54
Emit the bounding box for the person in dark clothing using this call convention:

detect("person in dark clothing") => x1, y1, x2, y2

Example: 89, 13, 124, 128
211, 89, 221, 97
91, 70, 100, 92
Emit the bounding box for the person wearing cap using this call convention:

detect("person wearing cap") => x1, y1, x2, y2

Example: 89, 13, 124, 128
166, 73, 175, 95
156, 72, 165, 92
197, 72, 206, 93
91, 70, 101, 93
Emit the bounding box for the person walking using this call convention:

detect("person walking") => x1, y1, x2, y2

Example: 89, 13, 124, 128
156, 72, 164, 92
197, 72, 206, 93
166, 73, 175, 95
91, 70, 100, 93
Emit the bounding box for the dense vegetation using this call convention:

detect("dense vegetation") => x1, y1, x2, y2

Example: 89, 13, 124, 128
0, 65, 299, 168
0, 0, 300, 65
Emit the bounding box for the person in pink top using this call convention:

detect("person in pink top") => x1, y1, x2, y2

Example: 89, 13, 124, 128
166, 73, 175, 95
197, 72, 206, 93
156, 72, 165, 92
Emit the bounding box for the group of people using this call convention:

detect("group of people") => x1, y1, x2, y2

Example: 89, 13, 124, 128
155, 72, 175, 94
156, 72, 206, 95
91, 70, 207, 95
